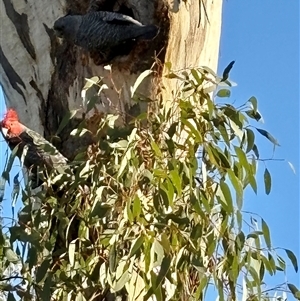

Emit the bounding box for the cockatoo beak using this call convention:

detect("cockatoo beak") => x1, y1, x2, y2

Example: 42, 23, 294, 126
1, 127, 8, 137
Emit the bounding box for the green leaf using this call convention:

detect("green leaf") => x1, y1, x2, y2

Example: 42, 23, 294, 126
207, 233, 217, 256
217, 124, 230, 147
252, 143, 259, 158
250, 154, 257, 174
0, 175, 5, 202
203, 84, 217, 94
212, 146, 231, 169
259, 260, 265, 281
194, 275, 208, 300
248, 265, 261, 288
264, 168, 271, 195
234, 146, 250, 172
90, 203, 111, 219
256, 128, 280, 146
261, 255, 273, 275
191, 69, 203, 85
166, 179, 175, 207
160, 180, 174, 208
74, 292, 85, 301
40, 276, 52, 301
217, 89, 231, 98
248, 174, 257, 194
216, 279, 225, 301
267, 252, 277, 273
235, 231, 245, 250
153, 169, 167, 178
131, 69, 153, 97
98, 262, 107, 288
36, 259, 50, 283
154, 284, 164, 301
129, 236, 144, 258
113, 269, 130, 292
261, 219, 271, 249
109, 140, 128, 149
127, 270, 145, 300
132, 196, 141, 218
221, 60, 235, 82
151, 141, 163, 158
164, 72, 184, 79
153, 240, 164, 262
5, 248, 19, 263
7, 292, 17, 301
86, 95, 99, 113
245, 110, 262, 121
118, 154, 129, 178
68, 240, 76, 267
154, 255, 171, 290
219, 180, 233, 213
246, 129, 255, 153
167, 122, 178, 138
142, 169, 153, 182
7, 293, 16, 301
181, 118, 202, 142
4, 145, 19, 183
206, 100, 215, 122
159, 233, 171, 255
201, 65, 218, 77
84, 76, 102, 88
56, 109, 78, 135
169, 170, 182, 196
288, 283, 300, 300
70, 128, 90, 137
276, 254, 286, 271
236, 210, 242, 232
248, 96, 258, 112
287, 161, 296, 174
247, 231, 263, 239
27, 246, 37, 269
109, 242, 117, 273
227, 169, 243, 209
261, 254, 274, 276
285, 249, 298, 272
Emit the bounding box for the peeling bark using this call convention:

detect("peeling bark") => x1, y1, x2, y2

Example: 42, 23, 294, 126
0, 45, 27, 103
161, 0, 223, 104
3, 0, 36, 60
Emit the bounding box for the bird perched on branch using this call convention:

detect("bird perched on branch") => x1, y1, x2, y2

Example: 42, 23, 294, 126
0, 109, 68, 188
53, 11, 159, 63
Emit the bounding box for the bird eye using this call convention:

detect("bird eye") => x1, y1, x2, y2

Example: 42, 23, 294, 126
55, 25, 63, 31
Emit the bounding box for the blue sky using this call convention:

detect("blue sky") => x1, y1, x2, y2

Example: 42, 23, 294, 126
218, 0, 299, 288
0, 0, 299, 295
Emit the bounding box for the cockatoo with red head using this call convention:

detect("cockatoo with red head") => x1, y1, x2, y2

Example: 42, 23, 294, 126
0, 109, 68, 188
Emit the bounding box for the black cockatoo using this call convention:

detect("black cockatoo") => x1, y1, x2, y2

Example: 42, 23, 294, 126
53, 11, 159, 63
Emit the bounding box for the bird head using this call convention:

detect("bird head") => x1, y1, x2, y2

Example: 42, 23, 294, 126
0, 109, 24, 138
53, 15, 81, 40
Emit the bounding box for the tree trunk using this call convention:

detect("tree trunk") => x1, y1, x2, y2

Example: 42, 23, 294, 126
0, 0, 222, 158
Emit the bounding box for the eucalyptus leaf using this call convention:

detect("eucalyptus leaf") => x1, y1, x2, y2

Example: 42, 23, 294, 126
256, 128, 280, 146
264, 168, 271, 195
217, 89, 231, 98
285, 249, 298, 272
